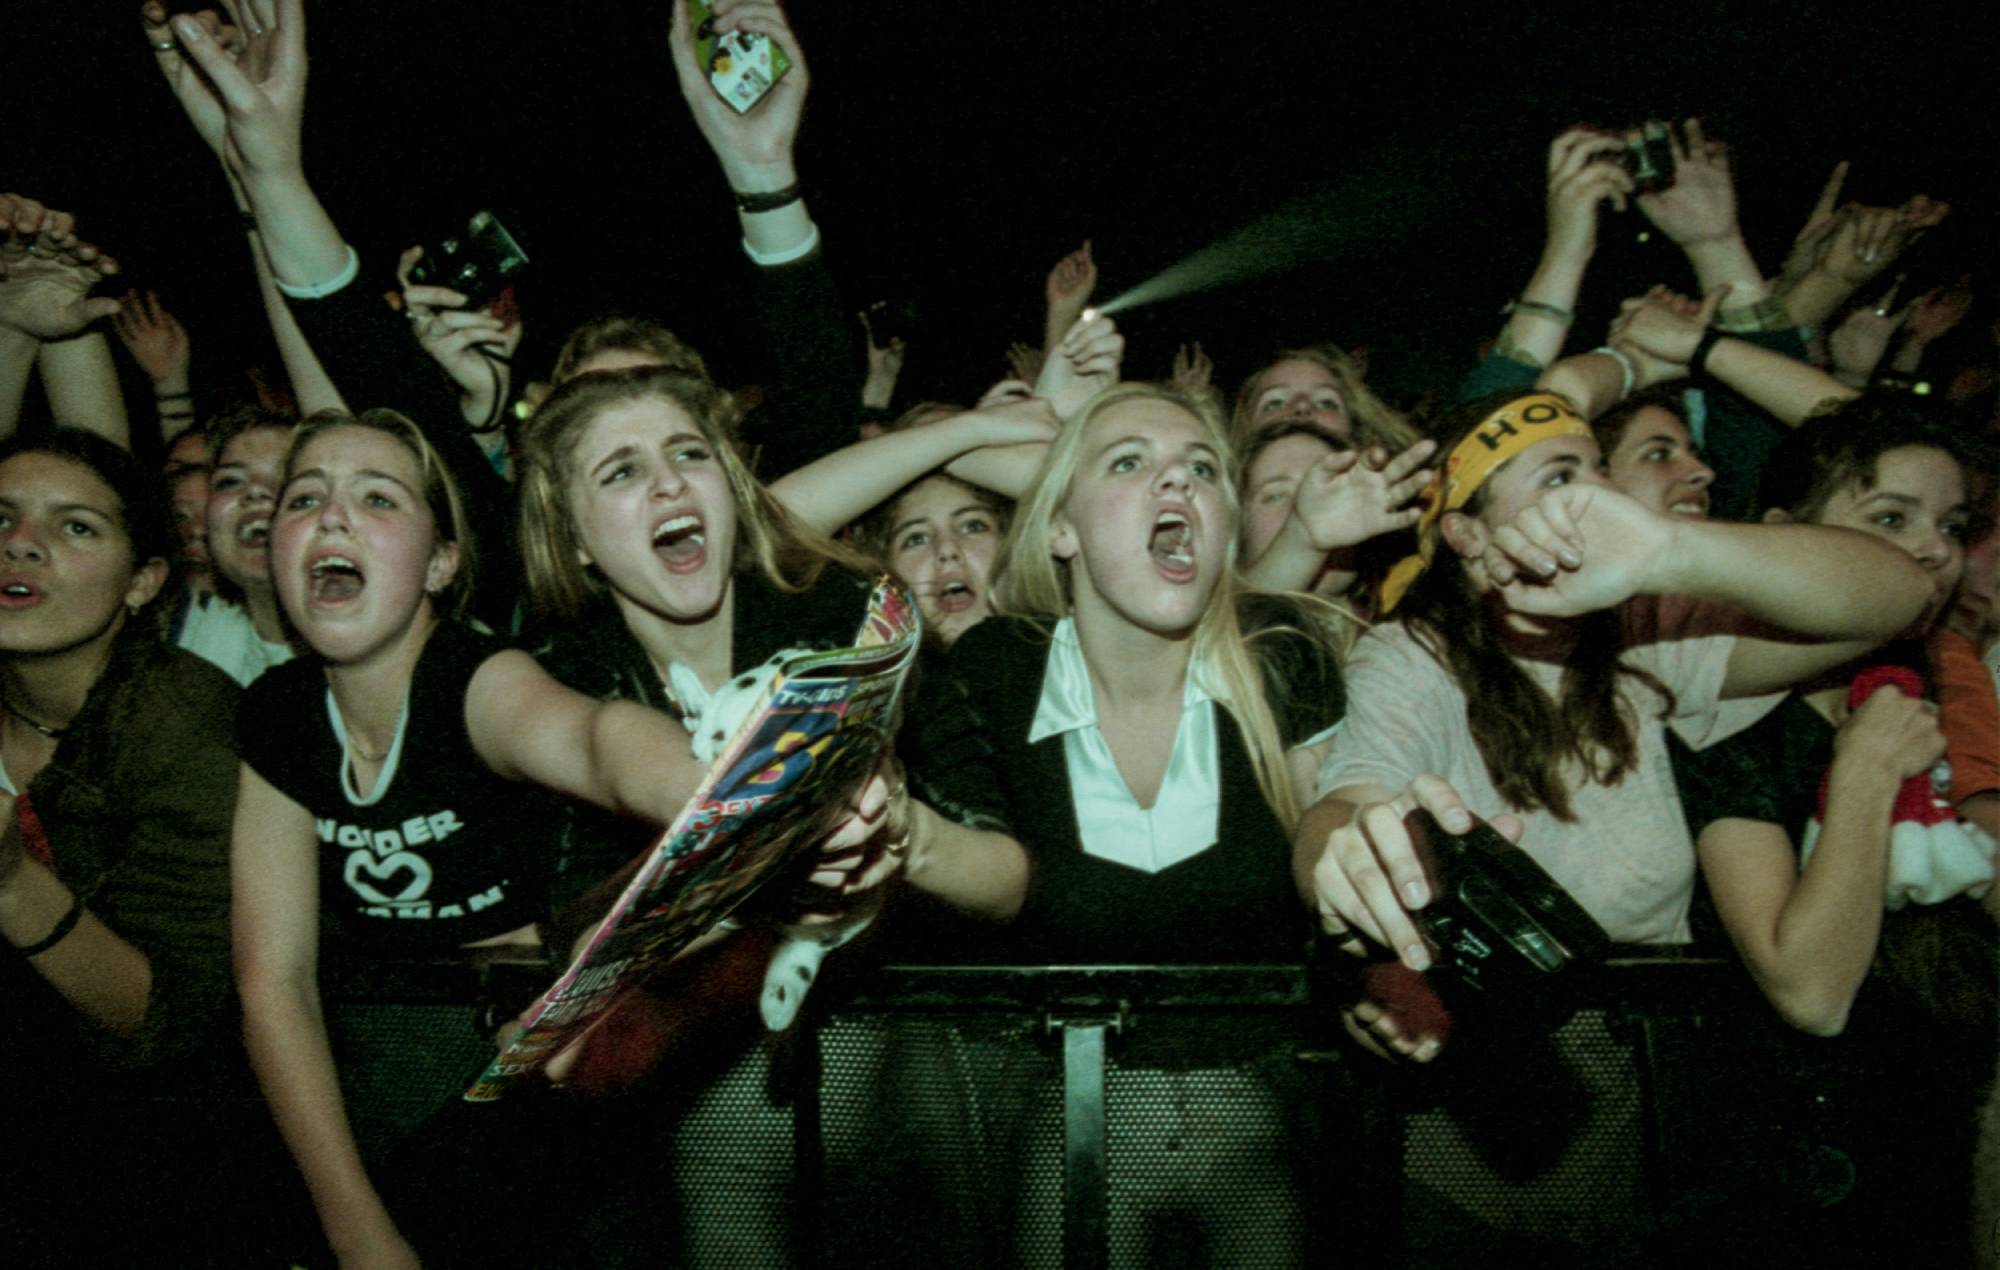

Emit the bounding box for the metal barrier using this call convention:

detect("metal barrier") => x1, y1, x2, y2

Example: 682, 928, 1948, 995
313, 951, 1794, 1268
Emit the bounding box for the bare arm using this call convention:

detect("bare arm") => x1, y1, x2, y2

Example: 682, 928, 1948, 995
770, 398, 1058, 533
465, 650, 708, 827
1493, 129, 1633, 368
231, 763, 417, 1265
900, 801, 1028, 921
35, 333, 130, 447
1701, 690, 1938, 1035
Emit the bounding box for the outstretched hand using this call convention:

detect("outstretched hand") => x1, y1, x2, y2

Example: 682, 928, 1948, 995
1169, 341, 1213, 393
397, 246, 522, 425
1035, 311, 1122, 422
111, 290, 192, 383
154, 0, 309, 180
0, 197, 121, 340
1045, 241, 1096, 312
1635, 118, 1739, 247
1544, 127, 1632, 260
1288, 439, 1437, 552
1606, 283, 1729, 371
668, 0, 809, 189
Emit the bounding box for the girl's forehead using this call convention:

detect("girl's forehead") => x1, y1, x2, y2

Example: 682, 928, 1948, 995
293, 425, 420, 476
0, 450, 121, 509
1086, 397, 1207, 447
1256, 358, 1338, 395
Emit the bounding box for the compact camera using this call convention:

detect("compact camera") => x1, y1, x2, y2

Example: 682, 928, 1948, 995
407, 210, 529, 311
1403, 808, 1610, 1015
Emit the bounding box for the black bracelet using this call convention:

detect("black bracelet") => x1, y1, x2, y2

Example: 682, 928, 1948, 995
153, 389, 192, 401
237, 209, 259, 234
732, 182, 802, 215
14, 895, 83, 958
1690, 329, 1726, 379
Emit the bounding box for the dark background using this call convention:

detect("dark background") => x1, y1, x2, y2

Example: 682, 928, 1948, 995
8, 0, 1995, 420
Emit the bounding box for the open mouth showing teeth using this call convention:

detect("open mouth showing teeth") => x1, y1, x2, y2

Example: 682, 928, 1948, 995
238, 518, 271, 546
935, 579, 975, 611
652, 514, 706, 564
1150, 512, 1194, 571
1, 583, 35, 602
310, 555, 364, 601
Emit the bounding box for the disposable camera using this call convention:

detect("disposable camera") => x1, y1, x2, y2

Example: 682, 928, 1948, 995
1403, 808, 1609, 1013
408, 211, 529, 311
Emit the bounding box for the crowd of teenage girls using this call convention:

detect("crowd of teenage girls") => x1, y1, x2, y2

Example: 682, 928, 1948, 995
2, 0, 1996, 1266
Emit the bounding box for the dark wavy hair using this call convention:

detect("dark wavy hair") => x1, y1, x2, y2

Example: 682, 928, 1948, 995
1758, 392, 1994, 525
1396, 392, 1673, 820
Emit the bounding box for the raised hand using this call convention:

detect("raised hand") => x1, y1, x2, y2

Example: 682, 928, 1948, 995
1811, 196, 1950, 290
0, 200, 122, 340
158, 0, 309, 180
1545, 127, 1632, 260
1034, 311, 1122, 422
396, 247, 521, 430
1635, 118, 1738, 246
1169, 341, 1214, 394
1777, 160, 1850, 291
111, 290, 192, 383
1903, 275, 1973, 349
1288, 439, 1437, 552
858, 305, 904, 409
668, 0, 808, 191
1045, 240, 1096, 314
1607, 284, 1728, 372
1004, 341, 1046, 385
1826, 279, 1907, 385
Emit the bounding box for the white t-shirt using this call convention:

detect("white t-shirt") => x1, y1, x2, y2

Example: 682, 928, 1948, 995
1314, 597, 1779, 944
175, 592, 294, 688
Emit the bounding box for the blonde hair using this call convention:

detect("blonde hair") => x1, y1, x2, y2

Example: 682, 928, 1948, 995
995, 381, 1350, 830
281, 409, 478, 619
515, 366, 865, 620
1229, 344, 1420, 454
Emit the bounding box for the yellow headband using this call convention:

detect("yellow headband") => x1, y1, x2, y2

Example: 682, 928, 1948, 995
1377, 393, 1593, 613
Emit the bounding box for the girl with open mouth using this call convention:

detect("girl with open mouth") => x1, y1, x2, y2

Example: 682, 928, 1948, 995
0, 427, 282, 1260
233, 408, 902, 1265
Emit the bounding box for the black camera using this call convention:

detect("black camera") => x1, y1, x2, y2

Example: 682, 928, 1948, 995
1404, 809, 1609, 1016
407, 210, 529, 310
1616, 121, 1678, 195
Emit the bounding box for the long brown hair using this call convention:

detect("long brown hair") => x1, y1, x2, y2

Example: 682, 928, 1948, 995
515, 366, 866, 620
1397, 392, 1673, 820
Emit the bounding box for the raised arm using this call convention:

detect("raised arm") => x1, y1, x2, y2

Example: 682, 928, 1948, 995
1636, 119, 1773, 315
0, 194, 126, 442
1610, 286, 1857, 425
769, 396, 1058, 533
1242, 439, 1436, 594
1488, 128, 1633, 372
1779, 178, 1949, 332
1041, 241, 1097, 356
231, 763, 418, 1267
142, 0, 345, 412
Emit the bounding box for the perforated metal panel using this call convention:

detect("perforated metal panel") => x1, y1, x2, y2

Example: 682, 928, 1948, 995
1401, 1007, 1650, 1264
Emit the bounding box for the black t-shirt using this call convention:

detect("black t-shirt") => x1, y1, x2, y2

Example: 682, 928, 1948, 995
919, 599, 1344, 964
239, 621, 554, 955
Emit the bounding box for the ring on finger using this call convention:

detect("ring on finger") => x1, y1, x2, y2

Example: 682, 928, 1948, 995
151, 38, 177, 51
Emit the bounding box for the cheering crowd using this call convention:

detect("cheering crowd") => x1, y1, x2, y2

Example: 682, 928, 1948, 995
2, 1, 1996, 1265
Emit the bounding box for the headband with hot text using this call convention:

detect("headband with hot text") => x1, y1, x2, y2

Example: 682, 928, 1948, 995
1377, 393, 1593, 613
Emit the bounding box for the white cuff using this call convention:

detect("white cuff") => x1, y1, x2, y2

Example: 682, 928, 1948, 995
741, 222, 820, 268
275, 244, 361, 299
